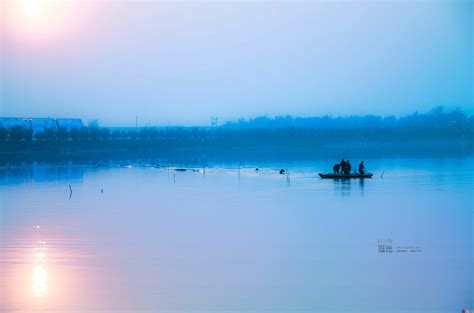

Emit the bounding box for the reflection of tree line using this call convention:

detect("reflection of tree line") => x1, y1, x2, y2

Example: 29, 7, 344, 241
0, 107, 472, 149
0, 166, 84, 183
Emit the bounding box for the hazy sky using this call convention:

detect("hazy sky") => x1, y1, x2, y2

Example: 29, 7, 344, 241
0, 0, 472, 126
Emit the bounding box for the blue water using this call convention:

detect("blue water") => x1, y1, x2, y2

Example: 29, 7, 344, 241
0, 158, 473, 313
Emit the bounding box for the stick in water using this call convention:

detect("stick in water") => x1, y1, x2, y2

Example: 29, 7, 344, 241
381, 171, 385, 179
69, 184, 73, 199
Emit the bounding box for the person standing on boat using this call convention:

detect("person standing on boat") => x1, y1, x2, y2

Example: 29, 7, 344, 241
340, 159, 346, 175
346, 160, 352, 174
333, 163, 341, 174
359, 161, 365, 175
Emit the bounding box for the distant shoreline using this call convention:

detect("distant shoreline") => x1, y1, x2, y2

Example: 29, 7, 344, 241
2, 110, 473, 163
1, 107, 473, 163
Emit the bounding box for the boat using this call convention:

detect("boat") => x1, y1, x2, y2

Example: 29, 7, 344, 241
319, 173, 373, 179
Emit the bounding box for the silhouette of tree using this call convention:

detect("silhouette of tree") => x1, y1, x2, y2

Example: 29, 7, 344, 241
71, 128, 81, 141
57, 127, 69, 141
99, 128, 110, 141
0, 127, 8, 141
7, 126, 33, 141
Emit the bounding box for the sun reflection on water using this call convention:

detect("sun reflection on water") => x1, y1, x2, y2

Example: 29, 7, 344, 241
32, 231, 48, 297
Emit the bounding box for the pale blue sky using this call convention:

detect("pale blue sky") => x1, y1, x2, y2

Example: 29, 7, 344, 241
1, 1, 472, 126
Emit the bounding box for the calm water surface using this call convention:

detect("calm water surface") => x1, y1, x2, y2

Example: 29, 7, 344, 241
1, 158, 473, 313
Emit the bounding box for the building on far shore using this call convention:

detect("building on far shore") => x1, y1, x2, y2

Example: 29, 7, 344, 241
56, 118, 83, 131
30, 118, 57, 135
0, 117, 83, 135
0, 117, 31, 129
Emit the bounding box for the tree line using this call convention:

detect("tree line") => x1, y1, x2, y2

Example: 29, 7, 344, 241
0, 107, 472, 144
224, 106, 474, 130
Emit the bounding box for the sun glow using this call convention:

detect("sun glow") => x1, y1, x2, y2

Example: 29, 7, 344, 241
22, 0, 45, 16
2, 0, 94, 43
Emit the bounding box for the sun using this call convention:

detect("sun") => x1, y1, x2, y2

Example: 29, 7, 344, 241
3, 0, 54, 28
22, 0, 45, 17
1, 0, 93, 43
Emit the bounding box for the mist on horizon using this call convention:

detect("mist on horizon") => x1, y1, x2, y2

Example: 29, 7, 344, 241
1, 1, 472, 126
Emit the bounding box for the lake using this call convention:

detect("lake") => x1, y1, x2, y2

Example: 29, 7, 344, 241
1, 157, 473, 313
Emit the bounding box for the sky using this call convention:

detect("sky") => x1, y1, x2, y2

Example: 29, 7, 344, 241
0, 0, 473, 126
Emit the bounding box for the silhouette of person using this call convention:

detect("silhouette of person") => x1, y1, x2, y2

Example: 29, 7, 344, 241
340, 159, 346, 175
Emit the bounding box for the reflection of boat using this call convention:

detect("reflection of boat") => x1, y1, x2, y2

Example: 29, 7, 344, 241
319, 173, 373, 179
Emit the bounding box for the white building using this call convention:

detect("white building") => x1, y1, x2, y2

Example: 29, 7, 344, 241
30, 118, 57, 134
0, 117, 84, 135
0, 117, 30, 129
56, 118, 83, 131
